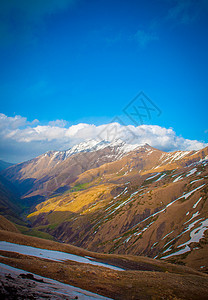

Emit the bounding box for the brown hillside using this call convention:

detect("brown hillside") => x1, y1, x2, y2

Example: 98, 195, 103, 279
0, 216, 20, 233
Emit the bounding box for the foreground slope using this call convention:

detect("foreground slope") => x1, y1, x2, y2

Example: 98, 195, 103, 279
0, 230, 208, 299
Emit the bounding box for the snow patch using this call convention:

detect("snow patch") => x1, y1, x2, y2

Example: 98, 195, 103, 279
162, 230, 174, 240
183, 211, 200, 225
0, 242, 124, 271
193, 197, 202, 209
145, 173, 160, 181
155, 174, 166, 182
173, 175, 183, 183
0, 262, 112, 299
161, 245, 190, 259
190, 178, 203, 184
180, 184, 205, 200
186, 168, 197, 177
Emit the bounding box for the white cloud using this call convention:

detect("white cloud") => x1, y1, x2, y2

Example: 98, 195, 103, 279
0, 113, 207, 163
0, 113, 27, 130
48, 119, 68, 128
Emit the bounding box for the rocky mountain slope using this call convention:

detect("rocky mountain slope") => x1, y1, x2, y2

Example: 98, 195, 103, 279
1, 140, 208, 272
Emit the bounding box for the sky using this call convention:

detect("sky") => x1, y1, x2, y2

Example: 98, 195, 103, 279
0, 0, 208, 163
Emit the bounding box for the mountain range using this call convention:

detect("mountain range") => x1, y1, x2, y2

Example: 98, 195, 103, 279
0, 139, 207, 274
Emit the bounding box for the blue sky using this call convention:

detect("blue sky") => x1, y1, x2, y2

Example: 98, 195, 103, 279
0, 0, 208, 162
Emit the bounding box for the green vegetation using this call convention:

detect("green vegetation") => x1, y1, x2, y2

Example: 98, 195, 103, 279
47, 182, 91, 199
47, 223, 59, 230
70, 182, 90, 192
16, 224, 55, 241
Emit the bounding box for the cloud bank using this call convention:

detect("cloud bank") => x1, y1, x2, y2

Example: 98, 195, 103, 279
0, 113, 207, 163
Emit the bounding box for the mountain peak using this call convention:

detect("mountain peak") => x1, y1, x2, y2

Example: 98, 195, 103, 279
65, 138, 149, 158
41, 139, 154, 162
65, 139, 109, 156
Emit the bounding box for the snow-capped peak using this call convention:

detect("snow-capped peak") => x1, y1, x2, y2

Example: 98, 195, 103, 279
42, 139, 152, 162
65, 139, 110, 157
